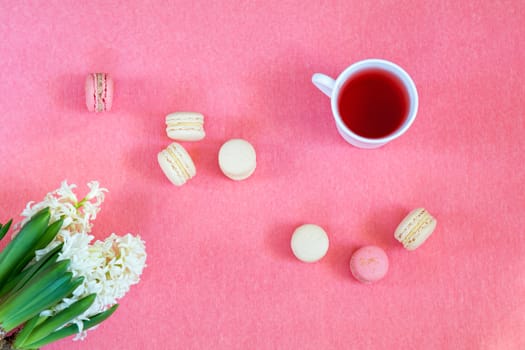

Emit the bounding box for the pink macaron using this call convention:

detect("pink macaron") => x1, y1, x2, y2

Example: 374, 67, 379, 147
85, 73, 113, 112
350, 245, 389, 283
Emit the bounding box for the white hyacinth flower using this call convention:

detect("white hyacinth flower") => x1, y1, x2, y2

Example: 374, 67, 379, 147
19, 180, 107, 237
21, 181, 146, 340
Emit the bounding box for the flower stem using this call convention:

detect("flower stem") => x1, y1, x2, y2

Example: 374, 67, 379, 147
74, 198, 87, 209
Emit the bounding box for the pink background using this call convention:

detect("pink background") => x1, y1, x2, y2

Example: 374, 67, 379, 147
0, 1, 524, 349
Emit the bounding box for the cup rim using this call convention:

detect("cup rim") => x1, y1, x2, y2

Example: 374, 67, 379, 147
330, 58, 419, 145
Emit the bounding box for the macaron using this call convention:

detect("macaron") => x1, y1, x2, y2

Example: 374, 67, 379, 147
85, 73, 113, 112
157, 142, 196, 186
218, 139, 256, 181
166, 112, 205, 141
350, 246, 389, 283
394, 208, 437, 250
291, 224, 329, 263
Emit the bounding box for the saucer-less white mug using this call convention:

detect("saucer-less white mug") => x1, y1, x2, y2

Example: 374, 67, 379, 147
312, 59, 418, 149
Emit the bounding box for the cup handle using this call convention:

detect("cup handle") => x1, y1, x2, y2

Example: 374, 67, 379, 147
312, 73, 335, 98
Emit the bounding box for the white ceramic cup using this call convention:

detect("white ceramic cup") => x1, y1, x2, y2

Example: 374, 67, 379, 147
312, 58, 418, 149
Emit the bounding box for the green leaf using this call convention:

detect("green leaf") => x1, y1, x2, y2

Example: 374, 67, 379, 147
0, 208, 50, 284
1, 274, 84, 332
24, 305, 119, 349
0, 244, 63, 300
12, 314, 47, 349
0, 208, 49, 260
21, 294, 97, 347
0, 219, 13, 241
0, 260, 70, 322
35, 217, 64, 251
10, 217, 64, 276
81, 304, 118, 330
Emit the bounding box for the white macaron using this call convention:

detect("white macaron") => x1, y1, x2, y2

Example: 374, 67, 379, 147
165, 112, 205, 141
394, 208, 437, 250
218, 139, 256, 181
158, 142, 196, 186
291, 224, 329, 263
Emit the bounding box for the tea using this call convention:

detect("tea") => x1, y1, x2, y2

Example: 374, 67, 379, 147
337, 69, 409, 139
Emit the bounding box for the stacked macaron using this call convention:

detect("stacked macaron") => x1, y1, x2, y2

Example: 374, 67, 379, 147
394, 208, 437, 250
157, 143, 196, 186
166, 112, 205, 141
85, 73, 113, 112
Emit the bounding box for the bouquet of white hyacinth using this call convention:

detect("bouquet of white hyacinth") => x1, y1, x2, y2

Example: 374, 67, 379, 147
0, 181, 146, 350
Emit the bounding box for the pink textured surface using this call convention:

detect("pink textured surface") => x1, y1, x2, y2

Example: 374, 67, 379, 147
0, 1, 524, 349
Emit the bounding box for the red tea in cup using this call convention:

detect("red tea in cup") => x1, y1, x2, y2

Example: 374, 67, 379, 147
337, 69, 409, 139
313, 59, 418, 148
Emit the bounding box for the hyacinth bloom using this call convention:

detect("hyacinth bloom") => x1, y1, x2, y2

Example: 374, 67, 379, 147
0, 181, 146, 350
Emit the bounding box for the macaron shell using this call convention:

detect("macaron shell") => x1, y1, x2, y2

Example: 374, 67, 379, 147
350, 246, 389, 283
223, 164, 256, 181
104, 75, 114, 111
167, 129, 205, 141
85, 75, 96, 112
218, 139, 256, 181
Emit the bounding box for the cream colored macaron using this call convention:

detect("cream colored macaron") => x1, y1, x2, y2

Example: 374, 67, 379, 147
158, 142, 196, 186
165, 112, 205, 141
218, 139, 256, 181
394, 208, 437, 250
291, 224, 329, 263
